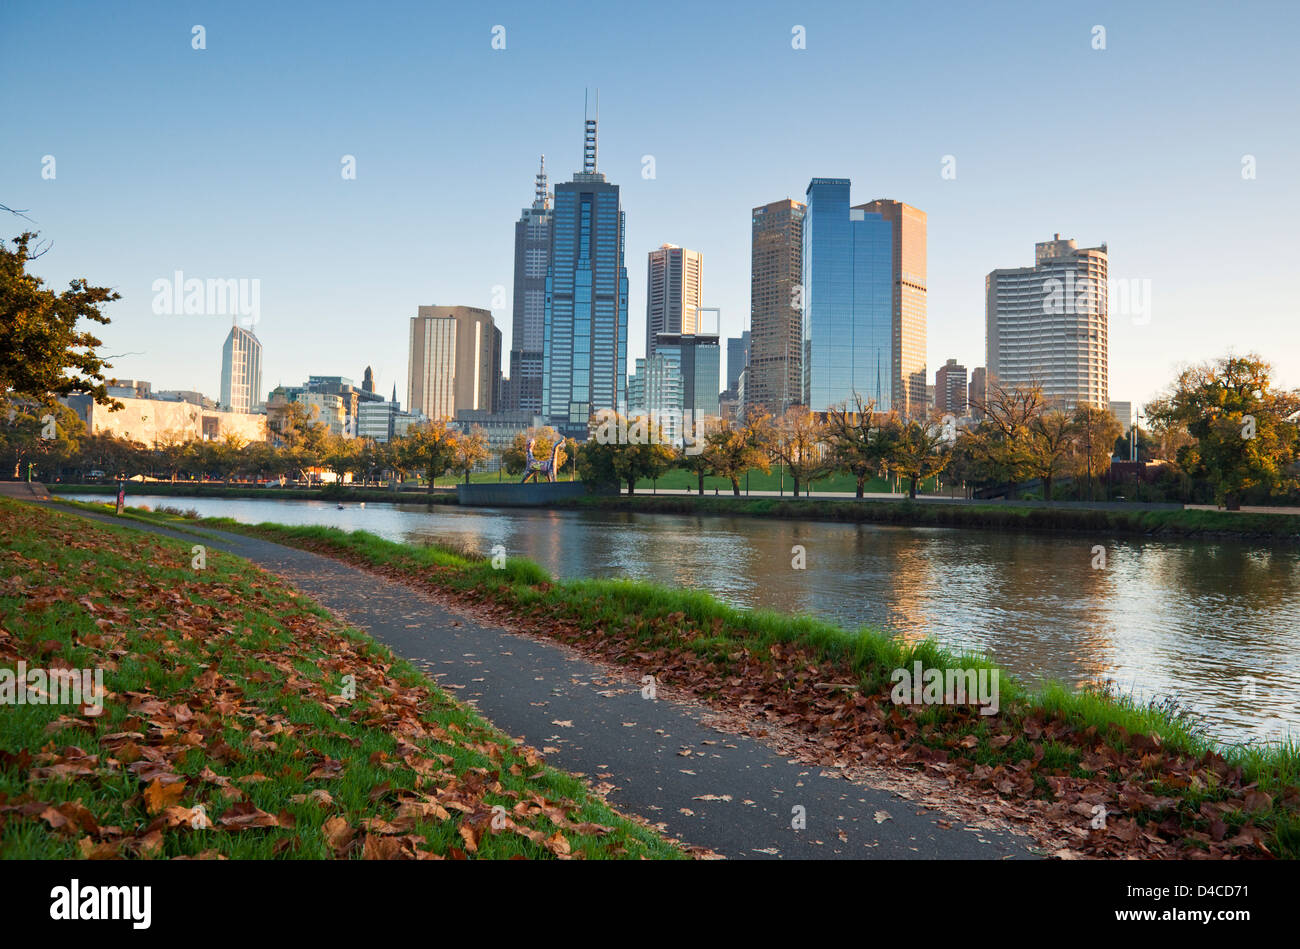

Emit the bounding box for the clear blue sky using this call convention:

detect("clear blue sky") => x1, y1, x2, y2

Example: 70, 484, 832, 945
4, 0, 1297, 413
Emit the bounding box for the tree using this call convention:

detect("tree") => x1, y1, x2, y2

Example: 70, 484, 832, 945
881, 413, 953, 499
680, 417, 724, 495
0, 399, 83, 480
703, 411, 772, 496
579, 412, 675, 495
1028, 410, 1077, 501
398, 418, 459, 492
452, 427, 490, 484
0, 232, 121, 407
767, 408, 830, 497
825, 394, 883, 498
1145, 354, 1300, 508
970, 381, 1043, 498
1070, 404, 1123, 501
321, 433, 359, 485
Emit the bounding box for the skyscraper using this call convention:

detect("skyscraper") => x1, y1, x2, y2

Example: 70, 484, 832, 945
542, 98, 629, 440
969, 366, 988, 419
854, 199, 927, 419
508, 156, 552, 414
645, 244, 703, 359
935, 358, 968, 416
986, 235, 1109, 410
802, 178, 893, 413
407, 306, 501, 420
219, 325, 262, 414
748, 199, 805, 416
725, 331, 750, 395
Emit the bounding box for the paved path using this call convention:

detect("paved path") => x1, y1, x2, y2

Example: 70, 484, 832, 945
52, 503, 1038, 860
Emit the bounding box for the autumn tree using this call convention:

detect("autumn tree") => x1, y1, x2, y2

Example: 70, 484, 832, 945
398, 418, 460, 492
679, 416, 725, 495
768, 408, 831, 497
502, 426, 560, 476
579, 412, 675, 495
970, 381, 1044, 499
452, 427, 490, 484
1070, 404, 1123, 501
1145, 354, 1300, 508
880, 413, 953, 500
703, 412, 771, 496
1028, 410, 1077, 501
825, 394, 884, 498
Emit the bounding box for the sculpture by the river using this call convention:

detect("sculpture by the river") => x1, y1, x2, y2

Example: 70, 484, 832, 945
521, 438, 564, 484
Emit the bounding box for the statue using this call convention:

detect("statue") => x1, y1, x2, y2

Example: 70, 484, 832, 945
521, 437, 564, 483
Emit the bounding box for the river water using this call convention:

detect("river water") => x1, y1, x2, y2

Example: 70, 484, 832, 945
73, 493, 1300, 745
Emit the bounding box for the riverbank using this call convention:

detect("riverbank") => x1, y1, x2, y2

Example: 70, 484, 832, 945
48, 482, 1300, 541
56, 498, 1300, 858
558, 494, 1300, 542
0, 498, 681, 859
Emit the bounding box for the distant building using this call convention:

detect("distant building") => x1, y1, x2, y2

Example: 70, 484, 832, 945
220, 325, 262, 414
541, 103, 629, 440
1109, 401, 1134, 432
748, 198, 805, 415
645, 244, 703, 359
62, 392, 265, 445
935, 359, 968, 416
725, 331, 750, 396
627, 332, 720, 445
408, 305, 501, 421
362, 366, 375, 393
802, 178, 892, 413
854, 199, 928, 419
986, 235, 1109, 410
453, 409, 543, 472
508, 157, 552, 415
357, 400, 399, 443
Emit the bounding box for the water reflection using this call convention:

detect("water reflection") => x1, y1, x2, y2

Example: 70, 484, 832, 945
77, 494, 1300, 744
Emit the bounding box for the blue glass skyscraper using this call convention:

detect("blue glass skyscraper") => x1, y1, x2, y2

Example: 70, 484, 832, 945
802, 178, 894, 413
542, 104, 629, 440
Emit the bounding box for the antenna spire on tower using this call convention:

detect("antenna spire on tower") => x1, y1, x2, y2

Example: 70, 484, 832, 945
583, 88, 598, 174
534, 155, 549, 210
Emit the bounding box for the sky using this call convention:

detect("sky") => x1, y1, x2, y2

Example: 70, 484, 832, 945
3, 0, 1298, 414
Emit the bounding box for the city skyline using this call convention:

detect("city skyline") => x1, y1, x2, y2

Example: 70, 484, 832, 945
4, 1, 1298, 416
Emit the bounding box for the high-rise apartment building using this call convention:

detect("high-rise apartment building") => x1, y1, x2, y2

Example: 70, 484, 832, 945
748, 199, 805, 416
935, 359, 968, 416
854, 199, 927, 419
542, 102, 629, 440
508, 157, 552, 414
407, 306, 501, 421
220, 325, 262, 414
645, 244, 703, 359
802, 179, 893, 413
986, 235, 1109, 410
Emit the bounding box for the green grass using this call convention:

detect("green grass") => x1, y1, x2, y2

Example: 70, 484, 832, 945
63, 497, 1300, 858
0, 498, 682, 860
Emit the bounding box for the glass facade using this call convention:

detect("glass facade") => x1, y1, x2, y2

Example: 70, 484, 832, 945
543, 174, 628, 440
802, 179, 893, 413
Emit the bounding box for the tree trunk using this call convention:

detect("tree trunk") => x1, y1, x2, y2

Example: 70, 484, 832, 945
1043, 474, 1053, 501
791, 479, 801, 498
856, 476, 865, 499
697, 471, 704, 495
731, 477, 741, 497
626, 477, 636, 496
908, 476, 918, 500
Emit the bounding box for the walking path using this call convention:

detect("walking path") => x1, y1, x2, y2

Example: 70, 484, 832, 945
54, 503, 1039, 860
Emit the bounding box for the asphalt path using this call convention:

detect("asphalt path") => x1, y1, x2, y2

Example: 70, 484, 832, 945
51, 503, 1039, 860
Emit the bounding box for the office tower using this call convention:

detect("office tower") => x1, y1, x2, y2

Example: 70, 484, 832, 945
407, 306, 501, 420
656, 332, 720, 420
508, 156, 552, 414
986, 235, 1109, 409
854, 199, 927, 419
362, 366, 375, 393
968, 366, 988, 419
358, 400, 398, 442
645, 244, 703, 358
748, 199, 805, 415
725, 330, 750, 394
220, 324, 262, 414
935, 358, 968, 416
542, 98, 629, 440
802, 178, 893, 413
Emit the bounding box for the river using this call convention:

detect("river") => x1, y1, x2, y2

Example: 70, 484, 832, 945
71, 493, 1300, 745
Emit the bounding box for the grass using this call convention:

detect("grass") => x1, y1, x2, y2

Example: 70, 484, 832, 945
0, 498, 682, 859
560, 494, 1300, 541
59, 497, 1300, 858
